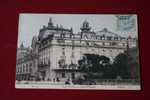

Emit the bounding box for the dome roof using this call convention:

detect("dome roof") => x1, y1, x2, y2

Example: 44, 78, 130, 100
80, 20, 91, 32
83, 20, 89, 25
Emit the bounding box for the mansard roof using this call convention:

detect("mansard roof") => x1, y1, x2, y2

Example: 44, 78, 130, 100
39, 17, 72, 33
96, 28, 121, 37
38, 18, 74, 41
37, 18, 126, 43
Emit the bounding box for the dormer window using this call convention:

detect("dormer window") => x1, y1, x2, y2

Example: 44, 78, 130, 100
101, 35, 105, 40
114, 37, 118, 40
107, 36, 112, 40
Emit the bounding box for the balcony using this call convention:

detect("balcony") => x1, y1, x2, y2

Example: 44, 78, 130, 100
53, 64, 79, 71
38, 62, 50, 71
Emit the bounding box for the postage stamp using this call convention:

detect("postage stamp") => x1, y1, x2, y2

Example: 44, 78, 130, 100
116, 15, 136, 31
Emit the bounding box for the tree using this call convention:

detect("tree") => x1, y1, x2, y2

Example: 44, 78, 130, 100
113, 53, 131, 79
78, 54, 112, 79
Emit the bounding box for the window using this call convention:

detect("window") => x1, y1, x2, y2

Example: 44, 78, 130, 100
26, 64, 28, 72
99, 36, 102, 40
71, 52, 74, 58
114, 37, 118, 40
62, 73, 66, 78
111, 42, 117, 46
20, 67, 22, 73
23, 65, 25, 72
102, 49, 105, 52
62, 51, 65, 55
122, 43, 126, 46
102, 42, 105, 46
48, 60, 50, 65
71, 73, 75, 79
101, 35, 105, 40
29, 64, 32, 72
20, 66, 22, 73
72, 46, 74, 50
92, 49, 95, 52
62, 48, 65, 55
96, 36, 100, 40
107, 36, 112, 40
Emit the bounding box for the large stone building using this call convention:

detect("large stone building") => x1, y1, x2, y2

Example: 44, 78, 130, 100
16, 17, 137, 82
16, 43, 39, 81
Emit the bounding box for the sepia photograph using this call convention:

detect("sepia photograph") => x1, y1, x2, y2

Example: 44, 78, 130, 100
15, 14, 141, 90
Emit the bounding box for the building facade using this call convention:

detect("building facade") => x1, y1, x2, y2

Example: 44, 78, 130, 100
16, 43, 39, 81
16, 18, 137, 82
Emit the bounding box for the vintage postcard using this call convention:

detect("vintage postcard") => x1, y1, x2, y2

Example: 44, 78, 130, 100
16, 14, 141, 90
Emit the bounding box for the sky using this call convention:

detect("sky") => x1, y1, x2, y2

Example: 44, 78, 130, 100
18, 14, 138, 47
